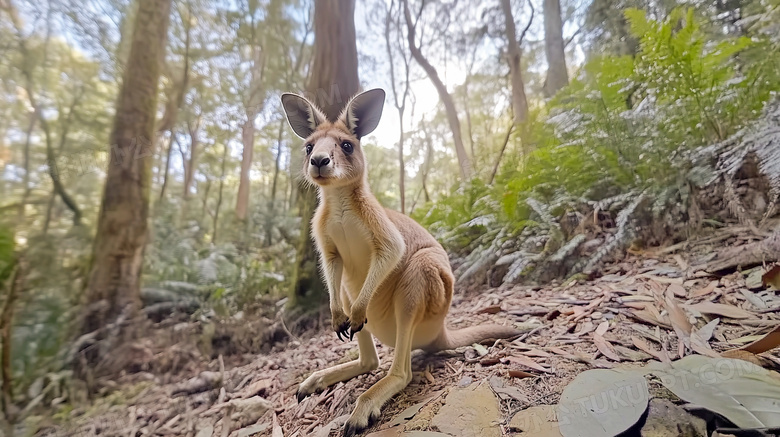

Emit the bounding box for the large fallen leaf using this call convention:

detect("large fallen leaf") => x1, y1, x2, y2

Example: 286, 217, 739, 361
503, 355, 552, 373
685, 302, 754, 320
647, 355, 780, 428
557, 369, 649, 437
631, 336, 669, 362
592, 333, 621, 361
762, 264, 780, 289
737, 325, 780, 354
508, 405, 563, 437
690, 281, 718, 298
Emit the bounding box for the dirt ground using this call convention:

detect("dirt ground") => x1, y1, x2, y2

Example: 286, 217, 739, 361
29, 225, 780, 437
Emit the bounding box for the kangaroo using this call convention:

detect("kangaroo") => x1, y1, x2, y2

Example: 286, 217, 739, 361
281, 88, 519, 436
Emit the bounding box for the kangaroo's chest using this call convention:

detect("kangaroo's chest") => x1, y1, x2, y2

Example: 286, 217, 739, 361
325, 209, 372, 293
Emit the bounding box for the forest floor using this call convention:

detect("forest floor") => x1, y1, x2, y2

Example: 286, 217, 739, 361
32, 224, 780, 437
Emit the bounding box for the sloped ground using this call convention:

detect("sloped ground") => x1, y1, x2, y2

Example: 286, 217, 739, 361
30, 225, 780, 437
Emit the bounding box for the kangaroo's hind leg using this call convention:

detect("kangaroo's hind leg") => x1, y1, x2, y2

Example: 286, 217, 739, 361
297, 329, 379, 401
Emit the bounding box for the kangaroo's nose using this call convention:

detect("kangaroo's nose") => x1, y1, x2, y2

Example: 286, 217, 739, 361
310, 155, 330, 168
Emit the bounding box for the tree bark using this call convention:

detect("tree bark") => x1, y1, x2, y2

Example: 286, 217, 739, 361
384, 0, 411, 214
543, 0, 568, 96
80, 0, 172, 348
402, 0, 472, 180
212, 144, 229, 244
182, 114, 201, 200
235, 13, 267, 222
500, 0, 531, 126
290, 0, 360, 307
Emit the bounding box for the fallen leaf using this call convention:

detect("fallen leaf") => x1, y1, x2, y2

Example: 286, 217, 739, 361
558, 369, 649, 437
631, 336, 669, 362
674, 254, 689, 271
668, 283, 687, 298
477, 304, 502, 314
690, 281, 718, 298
508, 369, 536, 379
492, 385, 530, 402
720, 350, 777, 369
272, 412, 283, 437
509, 405, 562, 436
694, 318, 720, 342
762, 264, 780, 289
740, 289, 769, 309
593, 333, 621, 361
648, 355, 780, 428
685, 302, 754, 319
737, 325, 780, 355
424, 367, 435, 383
503, 355, 551, 373
472, 343, 489, 357
388, 394, 438, 427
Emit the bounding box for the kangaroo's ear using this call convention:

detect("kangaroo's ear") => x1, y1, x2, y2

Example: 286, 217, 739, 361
280, 93, 326, 139
341, 88, 385, 139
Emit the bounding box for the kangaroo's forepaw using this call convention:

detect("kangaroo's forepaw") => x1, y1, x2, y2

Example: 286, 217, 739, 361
343, 401, 381, 436
332, 310, 351, 342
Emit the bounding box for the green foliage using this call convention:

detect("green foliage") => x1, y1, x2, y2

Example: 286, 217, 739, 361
414, 6, 780, 272
0, 225, 13, 282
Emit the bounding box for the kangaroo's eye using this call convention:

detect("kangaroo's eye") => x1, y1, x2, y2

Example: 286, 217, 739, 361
340, 141, 353, 154
305, 143, 313, 155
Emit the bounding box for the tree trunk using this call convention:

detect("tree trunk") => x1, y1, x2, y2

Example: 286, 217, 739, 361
266, 119, 286, 246
290, 0, 359, 307
182, 114, 201, 200
212, 144, 229, 244
235, 119, 254, 221
543, 0, 568, 97
500, 0, 530, 126
158, 133, 174, 201
402, 0, 472, 180
80, 0, 172, 350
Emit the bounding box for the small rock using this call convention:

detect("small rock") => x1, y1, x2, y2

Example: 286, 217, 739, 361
508, 405, 562, 436
640, 399, 707, 437
590, 311, 603, 320
431, 382, 501, 437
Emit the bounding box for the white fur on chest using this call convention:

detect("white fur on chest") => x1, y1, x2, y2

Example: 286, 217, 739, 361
323, 200, 372, 298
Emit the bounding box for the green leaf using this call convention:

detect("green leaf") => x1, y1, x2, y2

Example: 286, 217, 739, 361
557, 369, 650, 437
648, 355, 780, 428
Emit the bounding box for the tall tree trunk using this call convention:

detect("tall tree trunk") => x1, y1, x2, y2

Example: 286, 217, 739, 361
501, 0, 531, 126
543, 0, 568, 96
212, 144, 229, 244
265, 119, 286, 246
384, 0, 411, 214
235, 119, 254, 221
80, 0, 172, 350
235, 29, 266, 221
182, 114, 201, 200
290, 0, 360, 307
158, 133, 174, 201
18, 112, 35, 219
402, 0, 472, 180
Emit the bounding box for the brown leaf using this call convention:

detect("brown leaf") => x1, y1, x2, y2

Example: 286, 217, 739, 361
674, 254, 689, 271
631, 336, 670, 362
737, 325, 780, 354
685, 302, 755, 319
721, 349, 777, 369
690, 281, 718, 298
503, 355, 551, 373
762, 264, 780, 289
664, 293, 692, 337
508, 369, 536, 379
595, 321, 610, 336
667, 284, 687, 298
593, 333, 621, 361
477, 304, 502, 314
424, 368, 436, 383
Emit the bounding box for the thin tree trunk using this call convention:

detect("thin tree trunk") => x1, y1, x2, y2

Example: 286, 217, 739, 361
501, 0, 531, 125
235, 119, 254, 221
200, 177, 211, 217
18, 112, 35, 218
81, 0, 172, 349
402, 0, 472, 180
384, 0, 411, 213
290, 0, 359, 306
265, 119, 286, 246
182, 114, 201, 200
212, 144, 229, 244
158, 133, 174, 201
543, 0, 568, 96
490, 123, 515, 185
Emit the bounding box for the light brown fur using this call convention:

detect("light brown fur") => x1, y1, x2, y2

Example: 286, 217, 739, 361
281, 89, 519, 436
